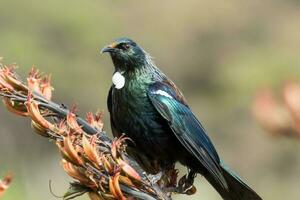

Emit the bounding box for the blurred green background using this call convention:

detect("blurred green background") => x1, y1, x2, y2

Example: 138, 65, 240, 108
1, 0, 300, 199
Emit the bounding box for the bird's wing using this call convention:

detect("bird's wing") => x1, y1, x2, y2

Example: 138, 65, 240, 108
148, 82, 227, 189
107, 86, 122, 137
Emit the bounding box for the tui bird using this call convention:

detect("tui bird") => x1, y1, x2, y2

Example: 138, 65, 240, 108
101, 38, 262, 200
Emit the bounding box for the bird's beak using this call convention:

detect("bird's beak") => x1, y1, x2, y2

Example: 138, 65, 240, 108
100, 42, 117, 54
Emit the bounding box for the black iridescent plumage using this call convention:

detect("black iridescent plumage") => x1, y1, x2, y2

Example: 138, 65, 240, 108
102, 38, 262, 200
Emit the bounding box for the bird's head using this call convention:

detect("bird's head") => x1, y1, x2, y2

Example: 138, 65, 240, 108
101, 38, 147, 72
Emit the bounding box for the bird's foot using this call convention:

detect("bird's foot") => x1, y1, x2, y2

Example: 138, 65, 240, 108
144, 171, 163, 185
164, 170, 197, 195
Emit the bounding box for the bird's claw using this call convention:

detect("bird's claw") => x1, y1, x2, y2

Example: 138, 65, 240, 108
145, 171, 163, 185
164, 172, 197, 195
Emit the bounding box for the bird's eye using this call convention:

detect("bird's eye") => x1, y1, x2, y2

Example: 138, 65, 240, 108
120, 43, 130, 50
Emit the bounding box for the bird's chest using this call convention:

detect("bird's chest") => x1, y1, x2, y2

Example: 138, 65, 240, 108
110, 82, 173, 157
111, 82, 154, 128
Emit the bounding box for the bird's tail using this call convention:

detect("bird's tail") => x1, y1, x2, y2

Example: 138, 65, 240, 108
205, 161, 262, 200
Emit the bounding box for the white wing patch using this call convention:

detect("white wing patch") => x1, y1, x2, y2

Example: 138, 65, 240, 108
155, 90, 173, 99
112, 71, 125, 89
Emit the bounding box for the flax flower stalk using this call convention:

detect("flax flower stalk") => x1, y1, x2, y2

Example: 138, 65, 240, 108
0, 61, 176, 200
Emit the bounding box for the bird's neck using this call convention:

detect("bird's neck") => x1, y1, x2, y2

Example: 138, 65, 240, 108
130, 64, 165, 86
112, 54, 165, 90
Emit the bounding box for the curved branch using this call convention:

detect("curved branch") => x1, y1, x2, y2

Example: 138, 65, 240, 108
0, 63, 174, 200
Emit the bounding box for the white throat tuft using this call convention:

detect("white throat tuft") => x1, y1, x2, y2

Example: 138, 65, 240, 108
112, 71, 125, 89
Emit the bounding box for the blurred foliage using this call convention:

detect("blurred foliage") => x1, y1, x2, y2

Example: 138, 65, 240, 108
0, 172, 12, 198
1, 0, 300, 199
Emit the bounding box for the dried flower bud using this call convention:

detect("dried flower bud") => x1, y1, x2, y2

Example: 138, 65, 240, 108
2, 66, 27, 92
82, 134, 100, 165
86, 112, 104, 131
40, 75, 53, 100
67, 112, 83, 134
2, 97, 28, 116
109, 173, 125, 200
62, 135, 83, 166
62, 160, 95, 188
26, 94, 55, 132
116, 158, 141, 182
0, 72, 13, 91
27, 67, 42, 94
